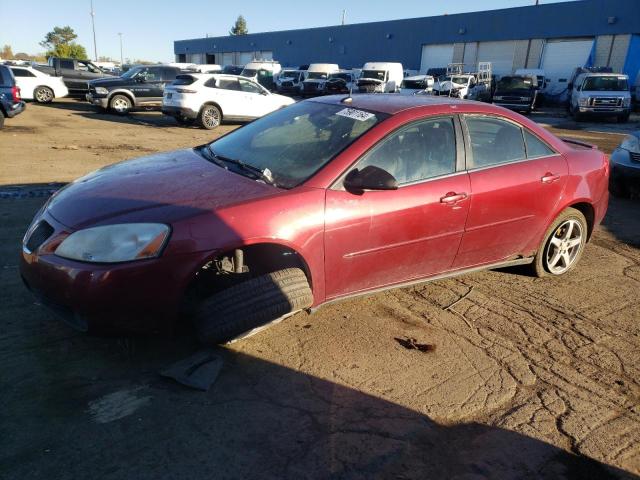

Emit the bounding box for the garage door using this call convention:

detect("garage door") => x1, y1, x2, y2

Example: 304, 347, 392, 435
541, 39, 594, 95
477, 41, 516, 76
239, 52, 254, 66
222, 53, 234, 66
420, 44, 454, 73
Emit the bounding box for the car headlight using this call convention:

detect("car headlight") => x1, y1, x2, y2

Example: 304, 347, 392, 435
623, 97, 631, 107
55, 223, 170, 263
578, 98, 589, 106
94, 87, 109, 95
620, 135, 640, 154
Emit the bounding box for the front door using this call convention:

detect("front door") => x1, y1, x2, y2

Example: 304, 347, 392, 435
452, 115, 568, 268
324, 115, 470, 299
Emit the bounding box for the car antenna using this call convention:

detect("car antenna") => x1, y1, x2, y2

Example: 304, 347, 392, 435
341, 77, 354, 103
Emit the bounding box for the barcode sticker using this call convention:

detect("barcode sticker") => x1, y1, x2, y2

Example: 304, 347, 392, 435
336, 108, 375, 122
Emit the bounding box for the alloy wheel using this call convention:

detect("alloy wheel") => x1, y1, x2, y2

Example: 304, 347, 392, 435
203, 107, 220, 128
544, 219, 583, 275
35, 87, 53, 103
112, 97, 130, 113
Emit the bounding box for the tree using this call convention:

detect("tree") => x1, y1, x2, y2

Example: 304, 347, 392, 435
1, 44, 13, 59
39, 26, 88, 59
229, 15, 248, 35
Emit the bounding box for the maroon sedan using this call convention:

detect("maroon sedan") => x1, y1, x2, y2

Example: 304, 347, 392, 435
21, 95, 609, 343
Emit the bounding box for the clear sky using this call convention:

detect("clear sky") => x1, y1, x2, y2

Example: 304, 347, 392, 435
1, 0, 574, 63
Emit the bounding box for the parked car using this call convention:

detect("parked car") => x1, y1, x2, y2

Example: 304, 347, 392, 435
515, 68, 547, 105
301, 63, 340, 97
33, 57, 112, 97
241, 61, 282, 91
432, 74, 488, 99
162, 73, 294, 129
609, 132, 640, 197
399, 75, 434, 95
9, 65, 68, 103
20, 95, 609, 344
0, 65, 26, 129
569, 72, 632, 122
275, 69, 305, 93
323, 71, 358, 95
492, 75, 538, 113
357, 62, 404, 93
86, 65, 182, 114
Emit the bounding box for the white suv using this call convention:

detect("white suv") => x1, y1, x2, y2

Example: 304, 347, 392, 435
162, 74, 294, 129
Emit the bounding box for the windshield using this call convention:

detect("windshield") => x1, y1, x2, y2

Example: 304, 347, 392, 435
206, 102, 387, 189
497, 77, 533, 91
361, 70, 386, 81
582, 76, 629, 91
241, 69, 257, 77
450, 76, 468, 85
307, 72, 328, 80
121, 66, 143, 79
329, 73, 351, 81
280, 70, 297, 78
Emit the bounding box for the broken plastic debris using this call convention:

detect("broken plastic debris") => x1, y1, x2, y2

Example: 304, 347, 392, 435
160, 350, 223, 392
394, 337, 436, 353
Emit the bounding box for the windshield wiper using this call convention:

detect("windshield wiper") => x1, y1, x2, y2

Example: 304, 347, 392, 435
206, 145, 277, 187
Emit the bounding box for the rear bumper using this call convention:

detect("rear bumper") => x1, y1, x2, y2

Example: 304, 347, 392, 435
5, 100, 26, 118
162, 105, 199, 119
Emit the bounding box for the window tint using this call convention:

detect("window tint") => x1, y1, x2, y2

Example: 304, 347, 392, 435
60, 59, 75, 69
0, 67, 11, 85
356, 117, 457, 185
239, 79, 262, 93
161, 68, 178, 81
11, 68, 35, 77
524, 130, 555, 158
217, 78, 240, 90
173, 75, 197, 86
465, 116, 526, 168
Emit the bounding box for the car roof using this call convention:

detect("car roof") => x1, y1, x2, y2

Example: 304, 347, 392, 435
310, 94, 496, 115
578, 72, 628, 78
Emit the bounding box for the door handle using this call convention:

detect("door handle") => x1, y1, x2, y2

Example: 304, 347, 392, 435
440, 192, 468, 204
541, 173, 561, 184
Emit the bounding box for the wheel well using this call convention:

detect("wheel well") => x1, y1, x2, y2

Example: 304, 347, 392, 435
108, 91, 134, 106
568, 202, 595, 240
199, 102, 223, 119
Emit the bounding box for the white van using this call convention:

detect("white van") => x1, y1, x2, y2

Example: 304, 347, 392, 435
301, 63, 340, 97
569, 72, 631, 122
357, 62, 404, 93
241, 60, 282, 90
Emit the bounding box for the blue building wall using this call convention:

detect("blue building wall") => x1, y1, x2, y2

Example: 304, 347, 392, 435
175, 0, 640, 70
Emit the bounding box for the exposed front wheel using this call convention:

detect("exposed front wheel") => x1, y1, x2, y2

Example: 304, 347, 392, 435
532, 208, 588, 277
198, 104, 222, 129
109, 94, 132, 115
34, 86, 54, 103
194, 268, 313, 344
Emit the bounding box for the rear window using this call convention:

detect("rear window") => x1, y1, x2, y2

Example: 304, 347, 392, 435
172, 75, 197, 86
0, 66, 14, 86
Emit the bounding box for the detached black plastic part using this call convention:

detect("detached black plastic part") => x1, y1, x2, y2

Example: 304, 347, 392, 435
160, 350, 224, 392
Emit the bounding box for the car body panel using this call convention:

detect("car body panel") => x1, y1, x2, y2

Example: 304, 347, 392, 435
9, 66, 68, 100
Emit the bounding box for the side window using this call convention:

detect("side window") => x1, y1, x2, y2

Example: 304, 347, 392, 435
239, 79, 262, 94
161, 68, 178, 81
524, 130, 555, 158
204, 78, 217, 88
355, 117, 457, 185
144, 68, 160, 81
60, 59, 75, 70
217, 78, 240, 90
465, 116, 526, 168
12, 68, 34, 77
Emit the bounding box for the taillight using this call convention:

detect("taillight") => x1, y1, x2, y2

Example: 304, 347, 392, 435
175, 88, 196, 93
11, 86, 21, 102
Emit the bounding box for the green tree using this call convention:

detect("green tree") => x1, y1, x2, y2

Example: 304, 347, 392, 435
229, 15, 248, 35
39, 26, 88, 59
1, 44, 13, 59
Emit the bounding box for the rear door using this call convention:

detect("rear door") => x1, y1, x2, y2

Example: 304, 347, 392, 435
10, 68, 37, 99
452, 115, 568, 268
324, 115, 470, 299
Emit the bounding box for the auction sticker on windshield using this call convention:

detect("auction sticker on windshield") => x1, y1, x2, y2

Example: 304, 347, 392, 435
336, 108, 375, 122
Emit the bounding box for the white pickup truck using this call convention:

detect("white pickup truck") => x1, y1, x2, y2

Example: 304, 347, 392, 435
569, 72, 632, 122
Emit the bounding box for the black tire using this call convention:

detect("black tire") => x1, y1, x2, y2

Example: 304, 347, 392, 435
617, 113, 630, 123
109, 94, 132, 115
194, 268, 313, 344
0, 113, 4, 129
532, 208, 588, 278
198, 104, 222, 130
609, 175, 628, 198
34, 86, 54, 103
570, 104, 582, 121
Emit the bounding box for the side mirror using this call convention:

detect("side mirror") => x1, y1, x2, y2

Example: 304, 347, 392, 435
343, 165, 398, 193
136, 76, 146, 83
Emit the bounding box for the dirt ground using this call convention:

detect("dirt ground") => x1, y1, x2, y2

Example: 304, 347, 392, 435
1, 100, 639, 479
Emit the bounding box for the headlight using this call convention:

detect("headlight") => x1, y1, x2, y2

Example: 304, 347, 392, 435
620, 135, 640, 154
94, 87, 109, 95
578, 98, 589, 106
55, 223, 170, 263
623, 97, 631, 107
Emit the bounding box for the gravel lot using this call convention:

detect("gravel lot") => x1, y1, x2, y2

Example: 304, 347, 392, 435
1, 99, 639, 479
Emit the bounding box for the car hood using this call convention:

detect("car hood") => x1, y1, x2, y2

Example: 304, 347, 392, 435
47, 148, 279, 230
89, 76, 133, 88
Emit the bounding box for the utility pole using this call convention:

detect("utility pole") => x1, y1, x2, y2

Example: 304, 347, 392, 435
118, 32, 123, 67
90, 0, 98, 60
341, 9, 346, 25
